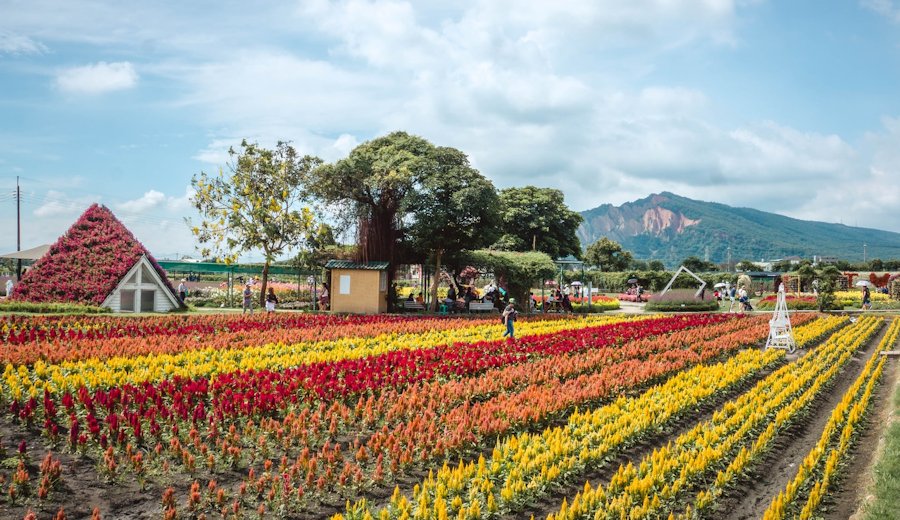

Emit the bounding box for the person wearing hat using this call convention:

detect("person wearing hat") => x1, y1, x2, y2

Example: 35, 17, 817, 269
242, 282, 254, 315
177, 279, 187, 303
502, 298, 518, 339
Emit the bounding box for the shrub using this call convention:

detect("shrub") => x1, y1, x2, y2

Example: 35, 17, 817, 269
645, 289, 719, 312
645, 300, 719, 312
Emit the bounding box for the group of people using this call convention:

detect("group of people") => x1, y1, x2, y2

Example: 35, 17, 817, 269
416, 282, 509, 312
241, 283, 281, 314
543, 287, 574, 312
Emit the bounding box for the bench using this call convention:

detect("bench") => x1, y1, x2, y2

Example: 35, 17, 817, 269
469, 301, 497, 312
403, 301, 425, 312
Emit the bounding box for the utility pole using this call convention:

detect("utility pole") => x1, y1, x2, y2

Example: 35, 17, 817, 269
727, 246, 732, 272
16, 176, 21, 280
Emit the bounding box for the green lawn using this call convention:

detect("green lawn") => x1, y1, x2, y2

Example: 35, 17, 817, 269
865, 377, 900, 520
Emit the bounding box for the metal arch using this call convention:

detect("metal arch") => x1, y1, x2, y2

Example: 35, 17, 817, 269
659, 265, 708, 299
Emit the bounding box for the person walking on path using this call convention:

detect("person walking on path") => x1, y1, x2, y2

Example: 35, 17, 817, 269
862, 285, 872, 311
728, 284, 736, 313
265, 286, 279, 313
502, 298, 518, 339
242, 283, 254, 315
177, 279, 187, 303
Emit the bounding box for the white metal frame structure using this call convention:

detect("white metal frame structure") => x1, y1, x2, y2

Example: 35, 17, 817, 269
659, 265, 708, 299
765, 285, 796, 352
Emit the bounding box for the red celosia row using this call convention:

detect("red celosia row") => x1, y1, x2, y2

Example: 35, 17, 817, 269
209, 314, 732, 413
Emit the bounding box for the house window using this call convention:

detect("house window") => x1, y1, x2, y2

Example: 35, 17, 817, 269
379, 271, 387, 292
120, 290, 136, 312
339, 275, 351, 295
141, 264, 156, 285
140, 289, 156, 312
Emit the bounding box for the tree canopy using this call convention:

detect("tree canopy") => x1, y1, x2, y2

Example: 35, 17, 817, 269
190, 140, 320, 303
465, 249, 556, 310
584, 237, 633, 272
493, 186, 583, 259
735, 259, 762, 272
404, 146, 500, 308
309, 131, 434, 266
681, 256, 718, 272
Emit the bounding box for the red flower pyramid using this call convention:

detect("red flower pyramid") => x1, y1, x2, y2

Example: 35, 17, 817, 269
12, 204, 178, 306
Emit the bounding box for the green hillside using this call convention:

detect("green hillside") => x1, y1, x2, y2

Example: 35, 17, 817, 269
578, 192, 900, 266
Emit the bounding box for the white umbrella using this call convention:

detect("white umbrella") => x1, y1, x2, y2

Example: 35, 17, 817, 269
570, 281, 583, 286
713, 282, 728, 288
855, 280, 873, 287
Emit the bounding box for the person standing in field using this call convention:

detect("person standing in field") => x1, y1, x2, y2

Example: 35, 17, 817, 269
265, 286, 278, 313
862, 285, 872, 311
242, 283, 254, 315
177, 279, 187, 303
502, 298, 518, 339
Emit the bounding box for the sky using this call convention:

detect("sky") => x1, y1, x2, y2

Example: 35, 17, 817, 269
2, 0, 900, 261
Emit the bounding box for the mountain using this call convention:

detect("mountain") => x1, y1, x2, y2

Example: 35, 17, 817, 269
578, 192, 900, 266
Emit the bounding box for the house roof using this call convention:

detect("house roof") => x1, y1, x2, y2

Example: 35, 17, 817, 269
101, 255, 182, 310
324, 260, 389, 270
10, 204, 180, 306
0, 244, 51, 260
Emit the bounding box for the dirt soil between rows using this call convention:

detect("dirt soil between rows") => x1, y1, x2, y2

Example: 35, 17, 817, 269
717, 318, 897, 520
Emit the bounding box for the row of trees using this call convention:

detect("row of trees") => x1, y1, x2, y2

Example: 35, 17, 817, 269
189, 132, 584, 306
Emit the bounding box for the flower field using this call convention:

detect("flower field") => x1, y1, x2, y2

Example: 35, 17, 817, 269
0, 311, 894, 520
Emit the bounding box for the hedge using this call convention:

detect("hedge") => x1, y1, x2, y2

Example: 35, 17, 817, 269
0, 300, 111, 314
644, 299, 719, 312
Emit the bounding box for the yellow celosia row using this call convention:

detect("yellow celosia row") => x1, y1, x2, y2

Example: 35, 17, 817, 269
337, 349, 783, 520
791, 315, 846, 346
334, 317, 838, 520
762, 318, 898, 520
2, 314, 639, 399
546, 316, 882, 520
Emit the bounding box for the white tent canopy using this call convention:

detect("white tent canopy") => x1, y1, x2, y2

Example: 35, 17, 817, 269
0, 244, 51, 260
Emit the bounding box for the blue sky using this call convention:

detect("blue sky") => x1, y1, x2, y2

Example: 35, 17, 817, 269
2, 0, 900, 261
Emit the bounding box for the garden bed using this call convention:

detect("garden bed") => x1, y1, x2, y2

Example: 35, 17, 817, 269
0, 312, 895, 520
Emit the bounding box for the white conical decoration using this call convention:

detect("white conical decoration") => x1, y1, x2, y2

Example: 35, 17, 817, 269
765, 285, 796, 352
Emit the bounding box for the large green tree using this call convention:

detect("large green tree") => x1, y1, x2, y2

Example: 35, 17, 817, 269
681, 256, 717, 272
310, 132, 434, 266
494, 186, 583, 259
405, 147, 500, 309
584, 237, 633, 272
190, 140, 321, 304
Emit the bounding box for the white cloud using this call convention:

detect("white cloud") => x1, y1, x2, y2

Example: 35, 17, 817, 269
115, 190, 166, 212
861, 0, 900, 23
33, 190, 97, 218
0, 32, 46, 54
55, 61, 139, 94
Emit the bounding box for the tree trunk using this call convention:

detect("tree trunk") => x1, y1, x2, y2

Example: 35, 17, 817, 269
430, 249, 442, 312
259, 262, 270, 307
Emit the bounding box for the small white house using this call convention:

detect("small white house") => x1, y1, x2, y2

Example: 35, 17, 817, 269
101, 255, 182, 313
